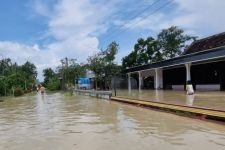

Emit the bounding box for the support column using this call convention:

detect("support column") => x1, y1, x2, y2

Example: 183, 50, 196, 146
185, 63, 191, 82
154, 68, 163, 89
138, 71, 142, 92
219, 69, 225, 91
128, 73, 131, 93
185, 63, 194, 93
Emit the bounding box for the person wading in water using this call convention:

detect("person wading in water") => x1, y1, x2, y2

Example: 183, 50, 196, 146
40, 85, 45, 94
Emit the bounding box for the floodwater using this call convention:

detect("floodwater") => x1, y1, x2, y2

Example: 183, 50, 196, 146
116, 90, 225, 110
0, 92, 225, 150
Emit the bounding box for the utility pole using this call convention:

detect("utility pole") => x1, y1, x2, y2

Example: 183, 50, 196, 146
25, 80, 27, 90
1, 58, 7, 96
60, 59, 65, 90
65, 57, 68, 88
60, 57, 69, 90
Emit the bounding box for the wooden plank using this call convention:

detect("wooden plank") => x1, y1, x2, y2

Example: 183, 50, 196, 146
111, 96, 225, 118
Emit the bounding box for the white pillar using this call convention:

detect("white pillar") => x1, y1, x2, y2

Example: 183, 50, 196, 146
154, 70, 157, 89
185, 63, 191, 82
154, 68, 163, 89
128, 73, 131, 93
185, 63, 194, 94
138, 71, 142, 92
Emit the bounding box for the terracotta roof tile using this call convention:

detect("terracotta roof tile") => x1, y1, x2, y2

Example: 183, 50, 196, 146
184, 32, 225, 54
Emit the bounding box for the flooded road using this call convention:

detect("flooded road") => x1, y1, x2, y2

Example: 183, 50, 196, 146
117, 90, 225, 110
0, 92, 225, 150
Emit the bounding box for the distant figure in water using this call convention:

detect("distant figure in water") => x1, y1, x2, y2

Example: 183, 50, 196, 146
186, 80, 194, 95
40, 85, 45, 94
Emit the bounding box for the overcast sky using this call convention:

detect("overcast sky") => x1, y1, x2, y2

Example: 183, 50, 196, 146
1, 0, 225, 80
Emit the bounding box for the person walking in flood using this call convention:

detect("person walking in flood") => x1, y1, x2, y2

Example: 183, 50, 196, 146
40, 85, 45, 94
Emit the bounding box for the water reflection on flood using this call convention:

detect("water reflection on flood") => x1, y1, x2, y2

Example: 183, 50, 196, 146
0, 92, 225, 150
117, 89, 225, 110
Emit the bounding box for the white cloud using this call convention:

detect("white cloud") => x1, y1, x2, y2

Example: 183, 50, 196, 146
174, 0, 225, 35
122, 0, 225, 37
1, 0, 225, 80
0, 41, 59, 80
33, 0, 52, 18
0, 0, 119, 80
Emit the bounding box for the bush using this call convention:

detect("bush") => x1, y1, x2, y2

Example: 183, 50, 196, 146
24, 89, 31, 94
0, 79, 6, 96
47, 78, 60, 91
14, 87, 24, 97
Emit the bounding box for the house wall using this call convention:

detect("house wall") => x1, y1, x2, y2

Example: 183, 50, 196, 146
163, 60, 225, 91
163, 67, 186, 89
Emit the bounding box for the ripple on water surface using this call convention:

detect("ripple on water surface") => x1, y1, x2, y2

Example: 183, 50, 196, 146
0, 92, 225, 150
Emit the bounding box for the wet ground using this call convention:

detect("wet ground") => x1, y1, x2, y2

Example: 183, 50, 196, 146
116, 90, 225, 111
0, 92, 225, 150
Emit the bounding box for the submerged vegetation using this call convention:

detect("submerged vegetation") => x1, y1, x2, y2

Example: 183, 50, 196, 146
0, 59, 37, 96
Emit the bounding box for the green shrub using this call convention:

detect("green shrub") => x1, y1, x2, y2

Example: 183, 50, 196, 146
24, 89, 31, 94
0, 79, 6, 96
47, 78, 60, 91
14, 87, 24, 96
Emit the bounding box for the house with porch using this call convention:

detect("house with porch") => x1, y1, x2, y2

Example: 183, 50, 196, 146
125, 32, 225, 92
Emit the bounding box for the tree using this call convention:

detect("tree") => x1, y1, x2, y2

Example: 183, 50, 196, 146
122, 26, 196, 70
104, 41, 119, 63
157, 26, 196, 59
88, 41, 120, 90
21, 61, 37, 78
65, 62, 86, 84
0, 78, 6, 96
122, 37, 162, 69
56, 58, 87, 90
135, 38, 148, 65
87, 53, 105, 89
20, 61, 37, 89
43, 68, 56, 86
6, 73, 26, 95
0, 59, 38, 96
145, 37, 163, 63
103, 41, 120, 89
47, 78, 60, 91
122, 51, 138, 69
42, 58, 87, 91
0, 58, 11, 96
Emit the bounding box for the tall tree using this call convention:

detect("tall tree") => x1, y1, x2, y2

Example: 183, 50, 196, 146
20, 61, 37, 89
104, 41, 119, 64
103, 41, 120, 89
87, 53, 105, 89
122, 26, 196, 70
21, 61, 37, 78
157, 26, 196, 59
0, 59, 37, 96
43, 68, 56, 86
64, 62, 86, 84
88, 41, 120, 90
135, 38, 148, 65
122, 37, 162, 69
122, 51, 138, 69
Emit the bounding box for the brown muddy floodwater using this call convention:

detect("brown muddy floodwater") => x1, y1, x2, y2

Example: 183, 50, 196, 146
116, 90, 225, 110
0, 92, 225, 150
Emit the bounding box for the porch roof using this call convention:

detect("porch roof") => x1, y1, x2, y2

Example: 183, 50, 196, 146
125, 46, 225, 73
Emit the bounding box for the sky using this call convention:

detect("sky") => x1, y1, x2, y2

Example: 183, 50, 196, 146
1, 0, 225, 81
